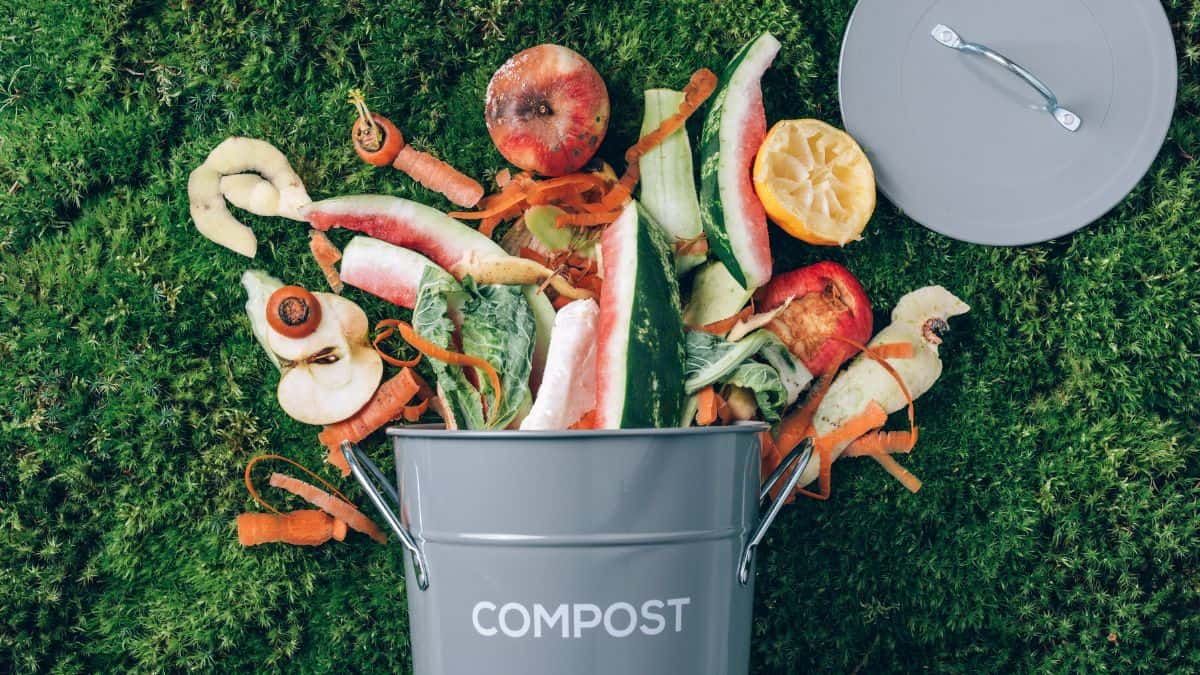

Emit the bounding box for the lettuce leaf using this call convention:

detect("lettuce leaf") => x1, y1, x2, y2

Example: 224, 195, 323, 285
412, 267, 485, 430
458, 279, 534, 430
412, 269, 536, 430
684, 329, 813, 423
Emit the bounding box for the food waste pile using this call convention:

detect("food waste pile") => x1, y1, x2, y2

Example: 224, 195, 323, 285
186, 37, 969, 546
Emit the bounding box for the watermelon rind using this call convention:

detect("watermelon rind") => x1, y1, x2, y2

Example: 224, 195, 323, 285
595, 201, 686, 429
698, 31, 780, 289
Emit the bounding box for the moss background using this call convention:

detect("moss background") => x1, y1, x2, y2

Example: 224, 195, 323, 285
1, 0, 1198, 672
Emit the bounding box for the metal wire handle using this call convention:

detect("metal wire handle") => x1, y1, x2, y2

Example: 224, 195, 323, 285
737, 438, 814, 586
932, 23, 1081, 132
342, 441, 431, 590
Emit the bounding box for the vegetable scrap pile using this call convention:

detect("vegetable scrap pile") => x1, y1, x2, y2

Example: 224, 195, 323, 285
186, 36, 971, 548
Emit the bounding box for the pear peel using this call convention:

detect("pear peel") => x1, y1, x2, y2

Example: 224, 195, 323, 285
268, 292, 382, 426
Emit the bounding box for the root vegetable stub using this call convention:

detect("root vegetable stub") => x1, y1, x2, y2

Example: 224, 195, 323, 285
237, 510, 348, 546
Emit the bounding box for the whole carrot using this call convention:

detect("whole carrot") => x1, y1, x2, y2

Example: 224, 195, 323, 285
349, 89, 484, 208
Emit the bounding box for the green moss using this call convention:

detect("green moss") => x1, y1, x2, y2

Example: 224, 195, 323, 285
1, 0, 1198, 672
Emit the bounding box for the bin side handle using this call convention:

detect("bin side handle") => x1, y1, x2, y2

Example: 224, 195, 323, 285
342, 441, 430, 591
738, 438, 814, 586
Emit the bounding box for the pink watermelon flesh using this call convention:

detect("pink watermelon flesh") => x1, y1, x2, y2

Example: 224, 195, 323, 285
339, 236, 442, 309
303, 195, 502, 272
735, 89, 770, 286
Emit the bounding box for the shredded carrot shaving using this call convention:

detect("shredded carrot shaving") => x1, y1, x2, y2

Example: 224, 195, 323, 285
869, 453, 923, 493
403, 397, 430, 422
759, 430, 781, 482
624, 68, 718, 164
245, 454, 352, 516
715, 391, 733, 425
863, 342, 915, 360
696, 386, 718, 426
600, 163, 640, 210
773, 373, 834, 461
842, 429, 918, 457
375, 318, 502, 423
695, 306, 754, 336
373, 322, 421, 367
495, 168, 512, 187
479, 215, 503, 238
816, 400, 888, 449
448, 189, 528, 220
555, 210, 624, 227
268, 472, 387, 543
528, 173, 610, 199
319, 368, 424, 475
792, 400, 887, 502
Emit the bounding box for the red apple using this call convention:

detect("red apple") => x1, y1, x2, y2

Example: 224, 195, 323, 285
756, 261, 873, 377
485, 44, 609, 177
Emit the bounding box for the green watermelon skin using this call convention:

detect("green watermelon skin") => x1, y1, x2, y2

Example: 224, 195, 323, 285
699, 31, 780, 290
595, 202, 686, 429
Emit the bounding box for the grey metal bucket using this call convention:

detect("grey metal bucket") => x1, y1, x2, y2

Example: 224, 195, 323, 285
343, 425, 813, 675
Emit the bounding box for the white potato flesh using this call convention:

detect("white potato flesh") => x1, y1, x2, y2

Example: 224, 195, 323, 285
795, 286, 970, 488
187, 137, 311, 257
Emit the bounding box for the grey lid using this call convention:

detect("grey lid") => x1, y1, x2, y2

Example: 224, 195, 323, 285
838, 0, 1177, 245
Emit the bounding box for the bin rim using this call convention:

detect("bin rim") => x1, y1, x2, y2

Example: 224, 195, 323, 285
386, 421, 769, 440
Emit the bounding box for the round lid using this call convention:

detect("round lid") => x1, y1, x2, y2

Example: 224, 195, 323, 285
839, 0, 1177, 245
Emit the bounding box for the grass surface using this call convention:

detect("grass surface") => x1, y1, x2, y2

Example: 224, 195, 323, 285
2, 0, 1198, 672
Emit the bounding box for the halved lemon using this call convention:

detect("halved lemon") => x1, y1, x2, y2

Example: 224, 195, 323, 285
753, 119, 876, 246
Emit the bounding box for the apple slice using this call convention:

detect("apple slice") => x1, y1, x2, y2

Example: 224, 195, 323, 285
267, 289, 382, 425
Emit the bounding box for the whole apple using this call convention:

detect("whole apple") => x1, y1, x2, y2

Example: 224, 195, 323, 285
485, 44, 610, 177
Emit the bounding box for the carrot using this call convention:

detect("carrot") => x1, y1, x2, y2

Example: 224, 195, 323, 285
309, 229, 344, 294
695, 306, 754, 336
624, 68, 718, 164
555, 210, 624, 227
869, 453, 923, 493
495, 168, 512, 187
393, 146, 485, 208
269, 472, 387, 543
349, 89, 483, 207
237, 510, 348, 547
319, 368, 423, 475
696, 386, 719, 426
864, 342, 915, 360
374, 319, 503, 424
350, 90, 403, 166
448, 188, 528, 221
842, 429, 918, 457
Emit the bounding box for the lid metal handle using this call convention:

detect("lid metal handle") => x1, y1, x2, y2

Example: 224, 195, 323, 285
737, 438, 814, 586
342, 441, 431, 590
931, 23, 1081, 132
